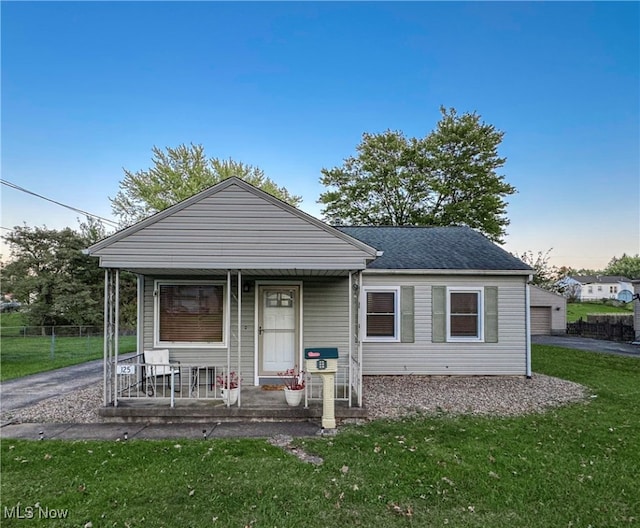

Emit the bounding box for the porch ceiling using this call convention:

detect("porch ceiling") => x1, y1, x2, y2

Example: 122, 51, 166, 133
119, 268, 353, 277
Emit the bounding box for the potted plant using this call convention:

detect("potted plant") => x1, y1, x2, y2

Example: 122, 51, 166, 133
278, 367, 305, 407
216, 371, 239, 405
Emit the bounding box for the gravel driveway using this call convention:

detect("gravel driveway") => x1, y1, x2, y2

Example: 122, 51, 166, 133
532, 335, 640, 358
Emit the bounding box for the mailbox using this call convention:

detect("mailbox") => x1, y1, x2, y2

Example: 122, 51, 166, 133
304, 347, 339, 429
304, 347, 338, 373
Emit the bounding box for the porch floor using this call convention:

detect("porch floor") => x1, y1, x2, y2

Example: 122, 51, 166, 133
100, 385, 367, 424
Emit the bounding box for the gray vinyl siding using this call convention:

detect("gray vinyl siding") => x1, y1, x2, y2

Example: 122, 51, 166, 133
141, 276, 351, 381
360, 274, 528, 376
303, 278, 350, 372
142, 275, 240, 369
94, 185, 374, 270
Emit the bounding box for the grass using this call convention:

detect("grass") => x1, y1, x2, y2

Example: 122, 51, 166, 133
0, 313, 136, 381
1, 345, 639, 527
567, 301, 633, 323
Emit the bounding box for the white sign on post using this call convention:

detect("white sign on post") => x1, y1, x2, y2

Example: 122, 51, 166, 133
116, 364, 136, 375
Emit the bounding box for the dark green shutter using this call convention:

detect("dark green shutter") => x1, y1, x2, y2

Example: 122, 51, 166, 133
432, 286, 446, 343
400, 286, 415, 343
484, 286, 498, 343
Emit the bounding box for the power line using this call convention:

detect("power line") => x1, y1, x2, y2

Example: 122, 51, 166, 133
0, 179, 119, 228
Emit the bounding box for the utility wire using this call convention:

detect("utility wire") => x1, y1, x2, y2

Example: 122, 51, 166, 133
0, 179, 119, 228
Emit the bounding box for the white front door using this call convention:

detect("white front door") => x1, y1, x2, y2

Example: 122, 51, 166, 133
258, 285, 300, 376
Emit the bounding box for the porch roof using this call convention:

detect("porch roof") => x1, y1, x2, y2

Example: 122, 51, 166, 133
113, 268, 356, 277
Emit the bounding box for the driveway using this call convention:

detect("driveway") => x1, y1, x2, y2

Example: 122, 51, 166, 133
532, 335, 640, 358
0, 358, 103, 413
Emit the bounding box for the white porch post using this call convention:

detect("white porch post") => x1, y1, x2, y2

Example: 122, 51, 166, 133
237, 270, 242, 407
103, 269, 119, 407
226, 270, 232, 407
114, 269, 120, 407
136, 275, 144, 359
103, 270, 109, 406
348, 271, 353, 408
357, 270, 363, 407
525, 281, 532, 378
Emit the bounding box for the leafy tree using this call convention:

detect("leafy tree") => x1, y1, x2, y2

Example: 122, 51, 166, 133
515, 249, 561, 292
1, 224, 136, 328
319, 107, 516, 243
604, 254, 640, 280
111, 144, 302, 226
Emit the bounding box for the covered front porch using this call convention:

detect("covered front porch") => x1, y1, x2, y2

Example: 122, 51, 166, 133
100, 268, 367, 422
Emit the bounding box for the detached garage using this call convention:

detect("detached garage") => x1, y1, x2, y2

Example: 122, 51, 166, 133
530, 285, 566, 335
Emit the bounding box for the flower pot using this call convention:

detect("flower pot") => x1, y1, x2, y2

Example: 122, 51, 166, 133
221, 387, 238, 405
284, 387, 304, 407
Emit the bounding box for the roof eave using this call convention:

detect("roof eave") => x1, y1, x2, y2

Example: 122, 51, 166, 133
362, 268, 534, 276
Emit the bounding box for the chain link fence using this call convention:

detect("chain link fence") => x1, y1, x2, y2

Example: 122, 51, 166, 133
1, 326, 136, 380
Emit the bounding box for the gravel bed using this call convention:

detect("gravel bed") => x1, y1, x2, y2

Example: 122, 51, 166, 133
363, 373, 590, 420
1, 384, 105, 425
1, 374, 589, 425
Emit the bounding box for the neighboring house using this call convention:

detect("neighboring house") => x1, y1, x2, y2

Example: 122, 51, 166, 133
557, 275, 634, 302
528, 285, 566, 335
87, 177, 533, 411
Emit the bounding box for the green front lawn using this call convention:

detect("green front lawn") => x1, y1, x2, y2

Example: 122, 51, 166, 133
0, 313, 136, 381
567, 301, 633, 323
0, 334, 136, 381
2, 345, 639, 527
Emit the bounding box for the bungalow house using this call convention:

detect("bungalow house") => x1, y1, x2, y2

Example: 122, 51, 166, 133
87, 178, 533, 417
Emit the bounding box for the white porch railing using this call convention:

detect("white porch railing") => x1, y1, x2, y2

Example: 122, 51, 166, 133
113, 355, 228, 407
305, 365, 350, 402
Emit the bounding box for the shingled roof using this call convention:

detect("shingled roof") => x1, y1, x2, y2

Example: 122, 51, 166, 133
338, 226, 533, 272
569, 275, 632, 284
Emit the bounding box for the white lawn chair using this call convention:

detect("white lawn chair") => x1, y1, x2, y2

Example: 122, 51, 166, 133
143, 349, 180, 396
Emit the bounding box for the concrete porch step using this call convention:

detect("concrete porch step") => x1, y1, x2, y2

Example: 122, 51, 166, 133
99, 401, 368, 424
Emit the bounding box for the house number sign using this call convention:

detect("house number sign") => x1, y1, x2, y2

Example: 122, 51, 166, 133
116, 364, 136, 375
316, 359, 327, 370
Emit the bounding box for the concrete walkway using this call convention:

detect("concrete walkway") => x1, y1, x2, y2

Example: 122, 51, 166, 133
0, 421, 323, 440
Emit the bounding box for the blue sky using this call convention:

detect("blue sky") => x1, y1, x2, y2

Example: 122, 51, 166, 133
2, 1, 639, 269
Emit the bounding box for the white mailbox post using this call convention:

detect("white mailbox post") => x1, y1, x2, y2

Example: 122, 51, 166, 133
304, 347, 339, 429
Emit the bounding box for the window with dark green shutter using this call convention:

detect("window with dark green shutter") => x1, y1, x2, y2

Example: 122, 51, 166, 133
433, 286, 498, 343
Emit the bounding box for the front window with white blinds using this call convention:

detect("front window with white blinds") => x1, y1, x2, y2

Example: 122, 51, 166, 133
155, 281, 226, 346
364, 288, 400, 341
